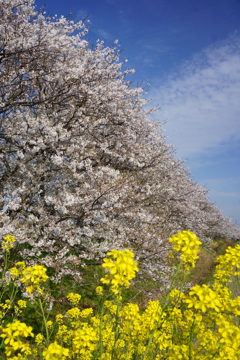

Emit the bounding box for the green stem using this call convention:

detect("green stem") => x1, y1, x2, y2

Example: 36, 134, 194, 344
37, 297, 50, 346
111, 296, 121, 360
0, 252, 10, 302
141, 261, 188, 360
162, 260, 185, 309
99, 298, 104, 360
188, 319, 195, 360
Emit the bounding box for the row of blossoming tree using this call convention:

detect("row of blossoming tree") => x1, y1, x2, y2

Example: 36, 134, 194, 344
0, 0, 240, 285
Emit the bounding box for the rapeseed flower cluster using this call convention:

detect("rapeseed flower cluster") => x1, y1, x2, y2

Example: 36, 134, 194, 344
1, 235, 16, 253
169, 230, 201, 268
214, 244, 240, 283
0, 320, 33, 357
20, 265, 49, 285
100, 249, 139, 294
185, 284, 222, 312
1, 232, 240, 359
43, 342, 69, 360
67, 293, 81, 305
8, 262, 49, 295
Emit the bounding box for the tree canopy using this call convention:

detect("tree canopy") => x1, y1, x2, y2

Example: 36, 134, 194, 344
1, 0, 239, 283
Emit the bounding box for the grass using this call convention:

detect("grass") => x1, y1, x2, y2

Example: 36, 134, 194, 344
191, 237, 236, 286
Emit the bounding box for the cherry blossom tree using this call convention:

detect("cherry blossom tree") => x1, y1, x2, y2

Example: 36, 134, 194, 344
1, 0, 239, 283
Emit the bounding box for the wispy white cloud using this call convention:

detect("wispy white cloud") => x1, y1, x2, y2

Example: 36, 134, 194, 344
150, 33, 240, 159
76, 10, 89, 20
96, 28, 113, 40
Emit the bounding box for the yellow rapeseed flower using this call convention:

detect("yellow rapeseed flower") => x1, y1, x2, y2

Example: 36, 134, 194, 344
1, 320, 34, 341
101, 249, 139, 294
20, 264, 49, 285
46, 321, 53, 328
17, 300, 27, 308
0, 301, 11, 310
1, 235, 16, 252
43, 342, 69, 360
96, 286, 104, 295
80, 308, 93, 318
56, 314, 64, 323
66, 307, 81, 319
214, 244, 240, 283
66, 292, 81, 305
1, 320, 33, 357
185, 284, 222, 312
72, 324, 97, 355
169, 230, 201, 268
35, 333, 44, 345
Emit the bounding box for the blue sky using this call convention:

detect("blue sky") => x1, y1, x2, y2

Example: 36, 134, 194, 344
35, 0, 240, 225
